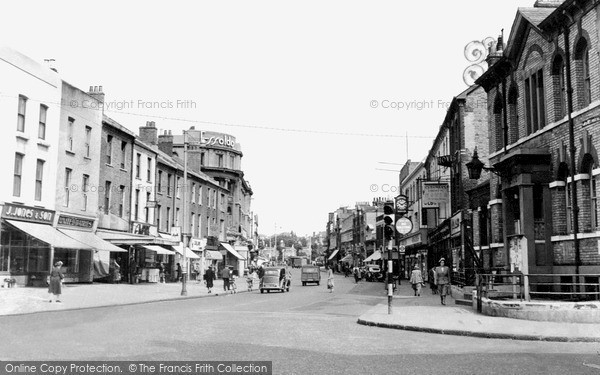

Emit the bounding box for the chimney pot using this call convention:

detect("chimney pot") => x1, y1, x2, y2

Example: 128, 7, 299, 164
98, 85, 103, 92
168, 130, 172, 135
89, 86, 94, 92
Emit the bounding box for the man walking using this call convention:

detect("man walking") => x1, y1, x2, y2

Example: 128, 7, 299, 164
221, 266, 231, 292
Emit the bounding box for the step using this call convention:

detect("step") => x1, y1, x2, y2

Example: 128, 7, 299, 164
454, 298, 473, 306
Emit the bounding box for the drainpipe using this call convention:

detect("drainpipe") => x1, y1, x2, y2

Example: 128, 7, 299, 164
563, 20, 581, 292
502, 77, 508, 152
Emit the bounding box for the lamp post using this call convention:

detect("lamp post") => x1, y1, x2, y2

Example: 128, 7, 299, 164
181, 130, 188, 296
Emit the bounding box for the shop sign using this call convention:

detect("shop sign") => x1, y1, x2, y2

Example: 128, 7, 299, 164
422, 183, 449, 208
170, 226, 181, 241
190, 238, 206, 251
189, 131, 236, 149
395, 217, 413, 235
400, 232, 421, 246
451, 212, 462, 237
2, 203, 54, 224
57, 214, 94, 229
132, 222, 150, 235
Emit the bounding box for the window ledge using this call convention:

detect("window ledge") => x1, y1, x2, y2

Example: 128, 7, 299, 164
37, 140, 51, 148
83, 156, 92, 161
105, 164, 114, 168
65, 150, 75, 156
16, 133, 29, 142
120, 168, 127, 173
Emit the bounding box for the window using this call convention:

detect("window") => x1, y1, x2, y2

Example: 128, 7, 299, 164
230, 155, 235, 169
136, 153, 141, 179
218, 154, 223, 167
147, 157, 152, 182
157, 170, 163, 194
176, 177, 181, 198
82, 174, 89, 211
119, 185, 126, 217
106, 135, 113, 164
200, 153, 205, 166
135, 189, 140, 221
524, 69, 545, 134
65, 168, 72, 207
38, 105, 47, 140
593, 175, 599, 231
85, 126, 92, 157
145, 192, 151, 223
191, 214, 196, 237
67, 118, 74, 152
566, 180, 573, 234
33, 159, 44, 201
552, 55, 567, 121
176, 207, 180, 226
191, 183, 196, 203
156, 204, 161, 230
198, 185, 202, 205
17, 95, 26, 132
104, 181, 111, 214
120, 141, 127, 169
167, 174, 172, 196
13, 153, 23, 197
166, 207, 171, 230
575, 38, 591, 110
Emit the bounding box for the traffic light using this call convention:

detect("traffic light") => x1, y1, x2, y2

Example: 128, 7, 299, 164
383, 202, 395, 241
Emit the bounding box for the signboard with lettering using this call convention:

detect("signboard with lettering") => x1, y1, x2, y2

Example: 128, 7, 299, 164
188, 131, 237, 149
395, 217, 413, 235
2, 203, 54, 224
450, 212, 462, 237
57, 214, 94, 230
170, 226, 181, 241
190, 238, 207, 251
422, 183, 449, 208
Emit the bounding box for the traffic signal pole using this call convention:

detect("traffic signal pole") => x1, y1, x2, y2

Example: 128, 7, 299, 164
387, 239, 393, 315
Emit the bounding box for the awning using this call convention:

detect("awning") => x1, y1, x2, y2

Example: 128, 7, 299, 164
143, 245, 175, 255
220, 242, 245, 260
96, 229, 155, 245
58, 228, 127, 252
173, 246, 200, 259
328, 249, 339, 261
364, 250, 382, 262
205, 250, 223, 260
6, 220, 91, 250
340, 254, 353, 263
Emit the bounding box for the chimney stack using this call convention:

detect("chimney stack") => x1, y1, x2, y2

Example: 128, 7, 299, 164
88, 85, 105, 104
533, 0, 565, 8
139, 120, 158, 145
158, 129, 173, 155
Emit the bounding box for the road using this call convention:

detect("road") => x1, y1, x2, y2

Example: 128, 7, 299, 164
1, 273, 600, 374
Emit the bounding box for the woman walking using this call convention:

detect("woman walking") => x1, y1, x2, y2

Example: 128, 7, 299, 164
327, 266, 335, 293
204, 266, 215, 293
409, 265, 424, 296
48, 261, 64, 303
434, 258, 451, 305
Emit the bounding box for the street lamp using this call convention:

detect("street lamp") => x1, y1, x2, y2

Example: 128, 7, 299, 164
466, 147, 500, 180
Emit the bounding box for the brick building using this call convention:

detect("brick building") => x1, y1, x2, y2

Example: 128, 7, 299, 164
474, 0, 600, 297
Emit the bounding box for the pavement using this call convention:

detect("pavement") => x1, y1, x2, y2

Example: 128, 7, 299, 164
0, 277, 252, 316
2, 273, 600, 343
357, 281, 600, 343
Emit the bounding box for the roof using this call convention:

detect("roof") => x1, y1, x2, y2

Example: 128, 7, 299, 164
0, 46, 60, 88
102, 115, 136, 137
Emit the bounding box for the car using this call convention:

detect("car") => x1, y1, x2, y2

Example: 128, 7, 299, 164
300, 265, 321, 286
362, 265, 383, 282
260, 267, 291, 293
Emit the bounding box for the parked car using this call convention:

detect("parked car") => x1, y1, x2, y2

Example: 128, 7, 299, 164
363, 264, 383, 282
300, 265, 321, 286
260, 267, 291, 293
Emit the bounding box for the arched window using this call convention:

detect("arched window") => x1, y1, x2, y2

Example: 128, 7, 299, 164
582, 154, 598, 230
493, 94, 503, 151
558, 163, 572, 233
575, 38, 591, 109
508, 85, 519, 144
551, 55, 567, 121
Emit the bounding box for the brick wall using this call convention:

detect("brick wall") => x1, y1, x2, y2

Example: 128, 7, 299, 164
551, 186, 568, 235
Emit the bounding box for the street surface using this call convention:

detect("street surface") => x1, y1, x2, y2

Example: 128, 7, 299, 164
1, 273, 600, 374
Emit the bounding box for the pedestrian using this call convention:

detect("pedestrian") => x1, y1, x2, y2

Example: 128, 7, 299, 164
221, 266, 231, 292
128, 256, 138, 284
110, 258, 121, 284
176, 263, 182, 282
409, 265, 424, 296
326, 266, 334, 293
434, 258, 451, 305
158, 261, 166, 283
48, 261, 64, 303
429, 267, 438, 294
204, 266, 215, 293
353, 266, 360, 284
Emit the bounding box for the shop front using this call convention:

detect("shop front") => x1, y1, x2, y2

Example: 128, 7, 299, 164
0, 203, 95, 286
428, 218, 451, 273
219, 242, 245, 276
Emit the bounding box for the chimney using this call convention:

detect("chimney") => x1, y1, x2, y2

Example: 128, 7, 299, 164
139, 120, 158, 145
534, 0, 565, 8
88, 85, 105, 104
485, 33, 504, 67
158, 129, 173, 156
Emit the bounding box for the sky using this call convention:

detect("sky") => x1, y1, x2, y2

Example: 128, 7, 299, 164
1, 0, 535, 237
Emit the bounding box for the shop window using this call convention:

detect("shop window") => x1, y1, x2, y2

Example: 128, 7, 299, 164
53, 248, 78, 273
9, 230, 26, 274
28, 243, 50, 272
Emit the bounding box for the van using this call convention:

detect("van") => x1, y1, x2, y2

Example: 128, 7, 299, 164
301, 265, 321, 286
